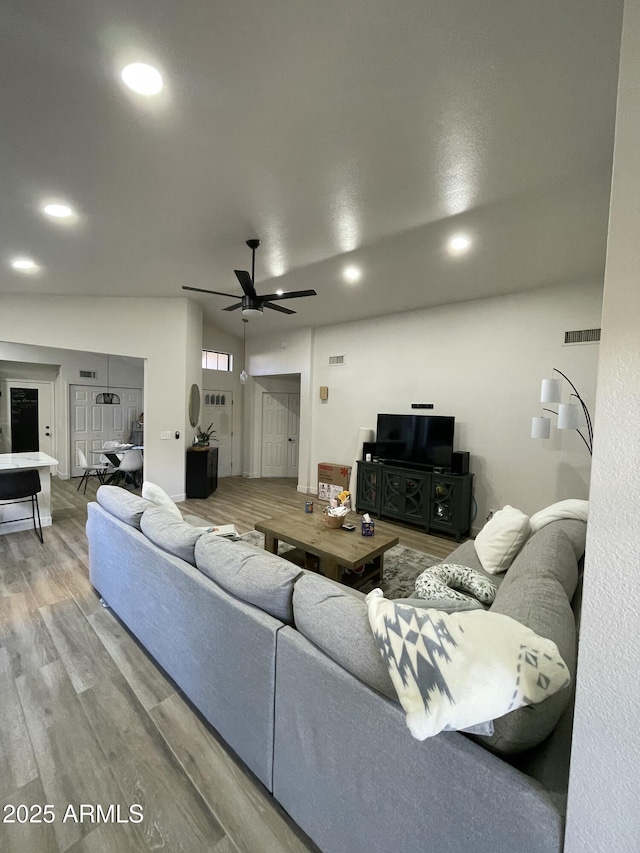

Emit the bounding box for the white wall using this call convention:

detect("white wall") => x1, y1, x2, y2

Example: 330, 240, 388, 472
246, 282, 602, 522
565, 1, 640, 848
0, 343, 144, 476
0, 295, 202, 499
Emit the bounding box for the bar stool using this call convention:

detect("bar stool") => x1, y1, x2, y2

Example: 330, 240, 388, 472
0, 469, 44, 542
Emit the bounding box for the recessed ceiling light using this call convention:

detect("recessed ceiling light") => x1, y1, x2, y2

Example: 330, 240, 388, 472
121, 63, 163, 96
42, 202, 75, 219
447, 233, 472, 255
10, 256, 40, 273
343, 265, 362, 283
276, 289, 284, 296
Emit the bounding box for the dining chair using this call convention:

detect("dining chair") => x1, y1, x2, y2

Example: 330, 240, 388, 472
77, 448, 110, 494
0, 469, 44, 542
100, 439, 123, 466
114, 448, 143, 489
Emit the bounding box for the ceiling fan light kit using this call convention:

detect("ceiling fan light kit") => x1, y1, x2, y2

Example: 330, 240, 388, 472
182, 238, 317, 317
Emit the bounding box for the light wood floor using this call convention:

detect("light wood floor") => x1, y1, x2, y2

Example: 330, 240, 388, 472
0, 475, 457, 853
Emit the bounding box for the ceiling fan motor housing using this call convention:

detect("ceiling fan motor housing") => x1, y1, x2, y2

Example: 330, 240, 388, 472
242, 294, 263, 316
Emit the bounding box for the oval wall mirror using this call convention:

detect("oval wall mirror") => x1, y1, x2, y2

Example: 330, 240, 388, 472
188, 384, 201, 427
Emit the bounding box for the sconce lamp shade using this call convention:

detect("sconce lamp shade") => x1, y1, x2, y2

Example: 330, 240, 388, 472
240, 369, 248, 384
531, 416, 551, 439
540, 378, 561, 403
557, 402, 580, 430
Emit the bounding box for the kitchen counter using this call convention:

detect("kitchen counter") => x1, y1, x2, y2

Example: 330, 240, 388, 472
0, 451, 59, 534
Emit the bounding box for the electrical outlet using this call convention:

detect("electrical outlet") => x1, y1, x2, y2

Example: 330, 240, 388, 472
486, 508, 497, 522
160, 431, 172, 440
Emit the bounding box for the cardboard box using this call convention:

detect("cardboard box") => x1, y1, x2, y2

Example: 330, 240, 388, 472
317, 462, 352, 501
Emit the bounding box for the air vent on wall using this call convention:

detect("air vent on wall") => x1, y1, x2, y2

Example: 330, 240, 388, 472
79, 370, 97, 378
328, 355, 345, 365
564, 328, 601, 345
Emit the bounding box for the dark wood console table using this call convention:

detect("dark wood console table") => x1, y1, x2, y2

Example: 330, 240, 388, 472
186, 446, 219, 498
356, 461, 473, 541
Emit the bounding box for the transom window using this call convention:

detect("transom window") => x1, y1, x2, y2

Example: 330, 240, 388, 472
202, 350, 233, 371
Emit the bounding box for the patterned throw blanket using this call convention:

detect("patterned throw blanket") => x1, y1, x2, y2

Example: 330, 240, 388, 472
366, 590, 570, 739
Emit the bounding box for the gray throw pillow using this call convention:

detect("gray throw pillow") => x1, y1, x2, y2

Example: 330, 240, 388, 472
195, 535, 301, 624
140, 506, 204, 566
292, 574, 397, 700
96, 485, 152, 530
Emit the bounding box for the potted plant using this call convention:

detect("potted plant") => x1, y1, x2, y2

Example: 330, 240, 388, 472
194, 423, 216, 447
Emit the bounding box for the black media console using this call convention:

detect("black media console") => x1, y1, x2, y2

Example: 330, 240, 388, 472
356, 460, 473, 542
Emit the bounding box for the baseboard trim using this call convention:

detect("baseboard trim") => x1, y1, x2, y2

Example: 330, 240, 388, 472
296, 484, 315, 495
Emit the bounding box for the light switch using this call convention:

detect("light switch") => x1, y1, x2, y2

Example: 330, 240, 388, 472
160, 431, 172, 440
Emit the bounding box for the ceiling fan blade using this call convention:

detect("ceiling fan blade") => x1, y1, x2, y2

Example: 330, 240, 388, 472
234, 269, 256, 298
182, 286, 239, 298
223, 302, 243, 311
259, 289, 317, 301
264, 301, 296, 315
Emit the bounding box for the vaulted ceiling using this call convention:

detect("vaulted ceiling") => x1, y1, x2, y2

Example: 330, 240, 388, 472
0, 1, 623, 337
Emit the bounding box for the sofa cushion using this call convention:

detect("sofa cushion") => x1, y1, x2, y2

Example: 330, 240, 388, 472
474, 505, 531, 574
195, 535, 301, 624
141, 480, 182, 518
481, 523, 579, 754
366, 590, 570, 740
140, 506, 204, 566
96, 485, 152, 529
535, 517, 587, 561
292, 573, 397, 700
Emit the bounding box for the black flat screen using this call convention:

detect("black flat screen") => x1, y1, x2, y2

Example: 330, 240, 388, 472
375, 414, 454, 468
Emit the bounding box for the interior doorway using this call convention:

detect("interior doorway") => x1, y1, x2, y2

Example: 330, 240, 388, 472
261, 392, 300, 477
0, 380, 55, 456
69, 384, 143, 477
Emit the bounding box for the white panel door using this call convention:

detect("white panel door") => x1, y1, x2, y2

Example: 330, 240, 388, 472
202, 390, 233, 477
261, 392, 300, 477
70, 385, 143, 477
261, 393, 287, 476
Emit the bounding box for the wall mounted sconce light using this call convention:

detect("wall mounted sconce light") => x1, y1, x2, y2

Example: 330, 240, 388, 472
531, 368, 593, 455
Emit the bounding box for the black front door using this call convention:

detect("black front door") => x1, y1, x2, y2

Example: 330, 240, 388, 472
10, 387, 39, 452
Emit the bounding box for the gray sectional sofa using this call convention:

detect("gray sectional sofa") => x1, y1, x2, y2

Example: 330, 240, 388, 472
86, 486, 587, 853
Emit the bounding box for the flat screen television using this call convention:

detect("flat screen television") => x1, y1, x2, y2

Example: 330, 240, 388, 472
375, 414, 454, 469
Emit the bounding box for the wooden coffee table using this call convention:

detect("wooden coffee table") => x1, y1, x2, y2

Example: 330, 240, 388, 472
255, 512, 399, 590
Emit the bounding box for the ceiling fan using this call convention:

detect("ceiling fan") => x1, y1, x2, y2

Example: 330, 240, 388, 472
182, 239, 317, 317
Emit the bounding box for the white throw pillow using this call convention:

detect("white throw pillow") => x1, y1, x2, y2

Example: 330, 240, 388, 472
529, 499, 589, 532
474, 505, 530, 574
366, 589, 570, 740
141, 481, 182, 519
